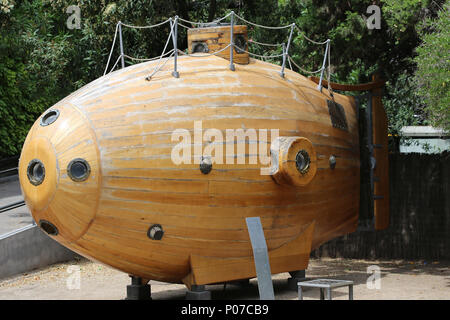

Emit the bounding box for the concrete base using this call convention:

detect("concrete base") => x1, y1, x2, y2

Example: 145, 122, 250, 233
0, 224, 79, 279
186, 285, 211, 300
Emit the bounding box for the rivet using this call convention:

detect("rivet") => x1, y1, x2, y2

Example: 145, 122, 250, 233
329, 155, 337, 169
148, 224, 164, 240
200, 156, 212, 174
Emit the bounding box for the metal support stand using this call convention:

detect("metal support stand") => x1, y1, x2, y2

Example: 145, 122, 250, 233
118, 21, 125, 69
229, 11, 235, 71
280, 24, 295, 78
125, 275, 151, 300
297, 279, 354, 300
171, 16, 180, 78
317, 39, 330, 92
186, 285, 212, 300
246, 217, 275, 300
287, 270, 306, 291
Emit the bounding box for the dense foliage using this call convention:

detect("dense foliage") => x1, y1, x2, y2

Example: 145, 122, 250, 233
0, 0, 448, 157
414, 2, 449, 132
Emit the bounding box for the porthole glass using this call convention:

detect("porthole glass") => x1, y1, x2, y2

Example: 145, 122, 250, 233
67, 158, 91, 182
39, 220, 58, 236
27, 159, 45, 186
295, 150, 311, 175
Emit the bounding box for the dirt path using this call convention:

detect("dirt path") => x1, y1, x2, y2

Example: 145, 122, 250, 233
0, 257, 448, 300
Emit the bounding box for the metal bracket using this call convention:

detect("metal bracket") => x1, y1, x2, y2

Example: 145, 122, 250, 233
245, 217, 275, 300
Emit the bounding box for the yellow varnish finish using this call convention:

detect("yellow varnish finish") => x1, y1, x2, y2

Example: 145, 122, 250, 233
19, 55, 359, 284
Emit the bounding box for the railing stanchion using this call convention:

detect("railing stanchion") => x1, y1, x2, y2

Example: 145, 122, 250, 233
118, 21, 125, 69
280, 23, 295, 78
280, 43, 286, 77
171, 16, 180, 78
229, 11, 235, 71
317, 39, 330, 92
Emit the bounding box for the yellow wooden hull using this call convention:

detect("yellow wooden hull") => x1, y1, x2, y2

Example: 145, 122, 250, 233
19, 55, 359, 284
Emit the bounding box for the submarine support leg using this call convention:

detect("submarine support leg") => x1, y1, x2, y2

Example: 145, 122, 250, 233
125, 275, 151, 300
287, 270, 306, 291
186, 285, 212, 300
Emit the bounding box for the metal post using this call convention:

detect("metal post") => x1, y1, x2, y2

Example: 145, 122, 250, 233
280, 24, 294, 78
280, 43, 286, 77
118, 21, 125, 69
349, 284, 353, 300
317, 39, 330, 92
245, 217, 275, 300
229, 11, 235, 71
327, 287, 332, 300
171, 16, 180, 78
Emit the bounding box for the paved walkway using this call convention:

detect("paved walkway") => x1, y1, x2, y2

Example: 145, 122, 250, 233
0, 176, 33, 235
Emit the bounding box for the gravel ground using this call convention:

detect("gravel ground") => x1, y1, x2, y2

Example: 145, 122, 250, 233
0, 257, 448, 300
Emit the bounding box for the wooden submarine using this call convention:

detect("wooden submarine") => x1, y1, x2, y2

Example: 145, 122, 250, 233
18, 23, 389, 296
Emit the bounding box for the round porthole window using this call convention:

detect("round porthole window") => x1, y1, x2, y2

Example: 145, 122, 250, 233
39, 220, 58, 236
295, 150, 311, 175
67, 158, 91, 182
27, 159, 45, 186
40, 109, 60, 126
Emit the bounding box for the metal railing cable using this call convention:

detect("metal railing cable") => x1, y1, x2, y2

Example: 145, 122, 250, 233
121, 18, 171, 29
293, 24, 329, 45
178, 12, 232, 26
288, 55, 324, 74
234, 13, 293, 30
103, 23, 119, 75
145, 51, 175, 80
145, 20, 176, 80
102, 11, 332, 92
233, 44, 284, 59
108, 54, 123, 73
184, 43, 232, 58
123, 49, 175, 62
248, 39, 283, 47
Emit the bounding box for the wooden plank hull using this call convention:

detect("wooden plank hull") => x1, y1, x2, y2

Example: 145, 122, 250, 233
18, 55, 360, 284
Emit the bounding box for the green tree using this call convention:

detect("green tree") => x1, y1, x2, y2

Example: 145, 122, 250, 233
414, 3, 450, 132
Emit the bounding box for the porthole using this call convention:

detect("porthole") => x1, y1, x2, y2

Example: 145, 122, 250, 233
39, 220, 58, 236
295, 150, 311, 175
40, 109, 60, 126
147, 224, 164, 240
67, 158, 91, 182
27, 159, 45, 186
